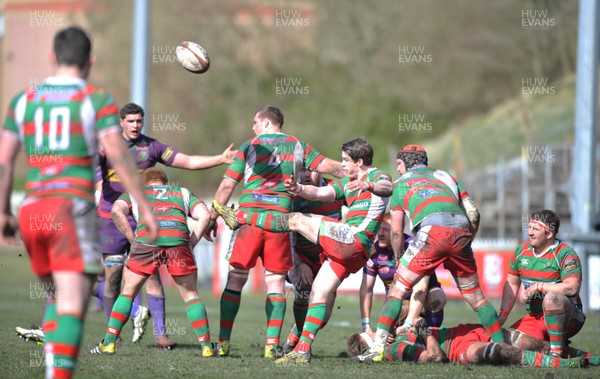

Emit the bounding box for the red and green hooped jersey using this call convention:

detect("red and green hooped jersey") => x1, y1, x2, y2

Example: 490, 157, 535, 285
509, 240, 583, 314
390, 166, 469, 232
118, 185, 203, 246
330, 167, 392, 248
224, 133, 325, 212
293, 178, 343, 259
3, 77, 119, 203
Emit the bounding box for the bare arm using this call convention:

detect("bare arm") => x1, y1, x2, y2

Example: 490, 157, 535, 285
284, 176, 336, 202
205, 178, 237, 241
461, 196, 480, 237
189, 202, 211, 247
344, 179, 393, 198
0, 131, 21, 246
541, 276, 581, 297
422, 334, 447, 363
498, 273, 521, 325
315, 157, 346, 179
390, 211, 405, 262
403, 276, 430, 327
111, 200, 135, 243
522, 276, 581, 305
359, 271, 376, 333
170, 143, 237, 170
99, 129, 158, 242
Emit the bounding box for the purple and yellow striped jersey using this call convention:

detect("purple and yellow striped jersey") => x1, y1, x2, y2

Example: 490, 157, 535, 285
118, 185, 203, 246
330, 168, 391, 248
3, 77, 119, 203
96, 135, 178, 219
224, 133, 324, 212
390, 166, 469, 232
509, 240, 582, 314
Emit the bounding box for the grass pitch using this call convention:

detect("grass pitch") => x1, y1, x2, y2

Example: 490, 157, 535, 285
1, 248, 598, 378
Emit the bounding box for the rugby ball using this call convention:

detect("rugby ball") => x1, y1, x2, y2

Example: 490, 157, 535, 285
176, 41, 210, 74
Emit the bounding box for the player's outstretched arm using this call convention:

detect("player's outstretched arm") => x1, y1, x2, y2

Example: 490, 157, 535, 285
99, 129, 158, 242
170, 143, 238, 170
285, 176, 336, 202
111, 200, 135, 243
0, 131, 21, 246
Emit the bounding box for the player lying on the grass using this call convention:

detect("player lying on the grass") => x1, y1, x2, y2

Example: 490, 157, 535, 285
348, 324, 589, 368
91, 168, 215, 357
360, 212, 445, 335
498, 209, 585, 358
282, 169, 343, 353
213, 137, 393, 365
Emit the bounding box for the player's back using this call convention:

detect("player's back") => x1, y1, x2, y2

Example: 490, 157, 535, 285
394, 167, 466, 229
5, 78, 118, 203
226, 132, 324, 212
123, 184, 199, 246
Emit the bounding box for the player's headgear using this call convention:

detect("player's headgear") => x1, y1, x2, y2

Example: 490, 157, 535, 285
530, 209, 560, 235
397, 144, 428, 168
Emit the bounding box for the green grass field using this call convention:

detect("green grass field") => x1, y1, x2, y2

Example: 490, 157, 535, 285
1, 248, 599, 379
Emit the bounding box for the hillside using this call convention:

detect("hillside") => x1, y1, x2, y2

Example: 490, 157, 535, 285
424, 73, 576, 174
81, 0, 579, 194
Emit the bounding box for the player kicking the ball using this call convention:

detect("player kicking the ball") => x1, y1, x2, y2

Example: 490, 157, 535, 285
204, 106, 345, 359
213, 137, 393, 364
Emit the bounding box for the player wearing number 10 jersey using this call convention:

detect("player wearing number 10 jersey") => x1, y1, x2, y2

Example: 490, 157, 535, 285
205, 106, 345, 358
0, 26, 157, 379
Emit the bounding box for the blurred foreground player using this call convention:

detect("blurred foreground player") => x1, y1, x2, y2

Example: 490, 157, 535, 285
0, 26, 157, 379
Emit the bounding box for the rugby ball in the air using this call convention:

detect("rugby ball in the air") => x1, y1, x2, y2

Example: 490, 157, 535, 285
176, 41, 210, 74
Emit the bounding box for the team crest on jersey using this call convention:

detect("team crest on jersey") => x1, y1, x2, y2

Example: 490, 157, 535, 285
521, 258, 529, 266
136, 147, 150, 162
325, 223, 355, 244
563, 258, 578, 273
